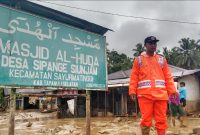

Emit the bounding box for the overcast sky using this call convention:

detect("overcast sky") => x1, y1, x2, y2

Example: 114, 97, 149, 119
32, 1, 200, 57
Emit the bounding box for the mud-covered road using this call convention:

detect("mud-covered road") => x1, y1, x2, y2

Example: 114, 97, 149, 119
0, 112, 200, 135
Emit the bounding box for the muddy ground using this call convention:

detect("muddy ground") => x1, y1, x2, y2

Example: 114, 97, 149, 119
0, 111, 200, 135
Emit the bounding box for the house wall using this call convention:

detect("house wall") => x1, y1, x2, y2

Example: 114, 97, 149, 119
178, 75, 200, 112
186, 100, 200, 112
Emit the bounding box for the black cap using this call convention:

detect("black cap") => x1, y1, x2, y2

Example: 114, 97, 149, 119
144, 36, 159, 44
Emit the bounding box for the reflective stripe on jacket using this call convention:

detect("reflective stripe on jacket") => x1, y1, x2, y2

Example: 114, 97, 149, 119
129, 52, 176, 100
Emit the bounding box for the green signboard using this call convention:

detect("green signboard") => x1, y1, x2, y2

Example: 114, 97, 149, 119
0, 5, 107, 90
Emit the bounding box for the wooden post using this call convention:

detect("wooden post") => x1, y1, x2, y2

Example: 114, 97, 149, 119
74, 96, 77, 117
135, 97, 138, 119
86, 90, 91, 135
104, 91, 106, 116
121, 93, 124, 116
124, 93, 127, 115
8, 88, 16, 135
112, 90, 114, 115
97, 92, 99, 113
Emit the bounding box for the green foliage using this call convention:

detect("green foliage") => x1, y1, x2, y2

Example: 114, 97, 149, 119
107, 49, 133, 74
162, 47, 179, 65
132, 43, 145, 57
162, 38, 200, 69
16, 93, 22, 99
107, 37, 200, 74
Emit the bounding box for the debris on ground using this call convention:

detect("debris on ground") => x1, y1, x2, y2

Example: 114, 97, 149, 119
26, 121, 32, 127
166, 131, 174, 135
38, 125, 82, 135
1, 111, 200, 135
193, 126, 200, 134
98, 130, 110, 134
112, 117, 122, 123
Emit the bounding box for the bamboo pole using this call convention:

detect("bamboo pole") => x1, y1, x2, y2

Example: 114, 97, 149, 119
8, 88, 16, 135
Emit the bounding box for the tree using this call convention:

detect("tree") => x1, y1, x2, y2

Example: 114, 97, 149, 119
175, 38, 200, 69
132, 43, 145, 57
107, 49, 133, 74
162, 47, 179, 65
163, 38, 200, 69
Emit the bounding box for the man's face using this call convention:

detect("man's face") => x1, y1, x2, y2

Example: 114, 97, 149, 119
145, 42, 157, 53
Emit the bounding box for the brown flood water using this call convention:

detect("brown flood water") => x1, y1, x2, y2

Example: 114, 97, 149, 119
0, 115, 200, 135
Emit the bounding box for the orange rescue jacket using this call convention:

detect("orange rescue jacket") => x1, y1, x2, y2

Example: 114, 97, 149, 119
129, 52, 176, 100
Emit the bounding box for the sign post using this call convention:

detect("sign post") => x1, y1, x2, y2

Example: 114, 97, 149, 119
0, 5, 107, 135
86, 91, 91, 135
8, 88, 16, 135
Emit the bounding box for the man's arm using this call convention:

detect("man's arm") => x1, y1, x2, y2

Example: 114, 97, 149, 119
162, 58, 176, 94
129, 58, 140, 100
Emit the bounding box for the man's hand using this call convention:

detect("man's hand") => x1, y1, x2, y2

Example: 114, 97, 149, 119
171, 91, 179, 98
171, 93, 177, 99
130, 93, 136, 101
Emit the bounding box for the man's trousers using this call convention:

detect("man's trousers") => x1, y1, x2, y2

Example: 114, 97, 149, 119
138, 97, 168, 130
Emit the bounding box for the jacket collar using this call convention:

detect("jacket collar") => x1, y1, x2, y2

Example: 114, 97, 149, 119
141, 51, 156, 57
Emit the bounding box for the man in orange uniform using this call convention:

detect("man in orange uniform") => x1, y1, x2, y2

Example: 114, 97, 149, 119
129, 36, 177, 135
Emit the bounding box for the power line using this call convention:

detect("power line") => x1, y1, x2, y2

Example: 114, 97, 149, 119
35, 0, 200, 25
